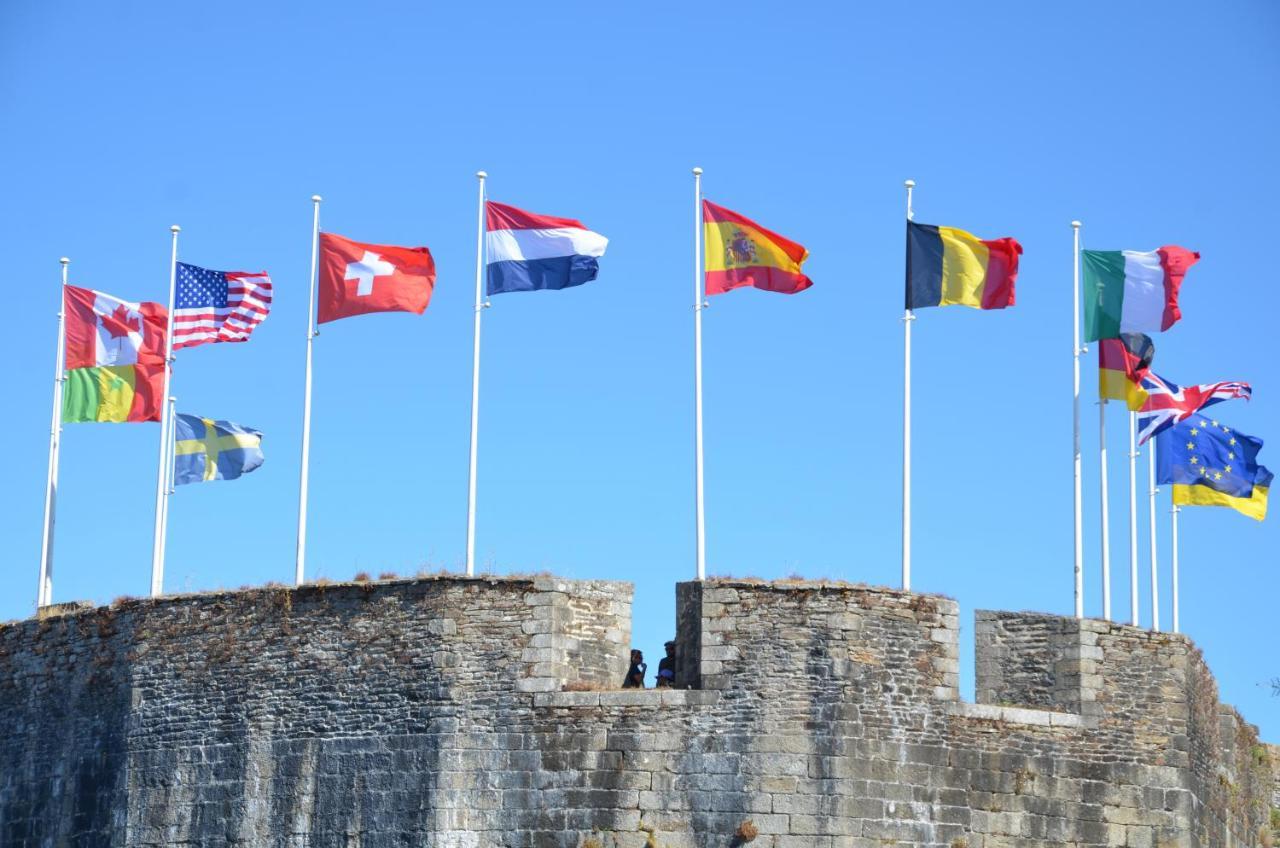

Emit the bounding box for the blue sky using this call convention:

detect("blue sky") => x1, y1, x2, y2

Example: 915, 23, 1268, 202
2, 1, 1277, 734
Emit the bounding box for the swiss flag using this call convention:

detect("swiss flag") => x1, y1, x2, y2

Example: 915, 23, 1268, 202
318, 232, 435, 324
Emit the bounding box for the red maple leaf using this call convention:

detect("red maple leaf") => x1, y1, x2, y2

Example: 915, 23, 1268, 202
101, 304, 141, 340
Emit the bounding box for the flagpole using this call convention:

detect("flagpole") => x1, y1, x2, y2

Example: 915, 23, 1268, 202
1148, 441, 1160, 631
466, 171, 488, 577
1170, 504, 1180, 633
1098, 399, 1111, 619
693, 167, 706, 581
902, 179, 915, 592
1127, 412, 1140, 625
158, 395, 175, 563
1071, 220, 1083, 619
295, 195, 322, 586
150, 225, 180, 598
37, 257, 69, 608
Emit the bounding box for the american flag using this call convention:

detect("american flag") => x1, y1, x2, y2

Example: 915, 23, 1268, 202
173, 262, 272, 350
1136, 371, 1251, 445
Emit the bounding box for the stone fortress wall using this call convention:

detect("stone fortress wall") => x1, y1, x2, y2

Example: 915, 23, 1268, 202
1, 574, 1276, 847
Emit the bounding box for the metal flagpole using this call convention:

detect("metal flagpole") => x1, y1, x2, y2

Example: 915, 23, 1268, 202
1170, 504, 1180, 633
693, 167, 706, 581
1127, 412, 1140, 625
158, 395, 176, 563
150, 225, 180, 598
37, 257, 69, 608
295, 195, 322, 586
902, 179, 916, 592
1098, 399, 1111, 619
1148, 441, 1160, 630
466, 172, 488, 577
1071, 220, 1083, 619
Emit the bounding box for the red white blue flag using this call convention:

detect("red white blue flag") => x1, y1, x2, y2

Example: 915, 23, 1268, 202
1136, 371, 1252, 444
174, 263, 272, 350
485, 201, 608, 295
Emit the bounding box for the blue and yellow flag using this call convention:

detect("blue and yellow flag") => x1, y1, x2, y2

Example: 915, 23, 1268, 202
1155, 416, 1270, 521
173, 414, 264, 486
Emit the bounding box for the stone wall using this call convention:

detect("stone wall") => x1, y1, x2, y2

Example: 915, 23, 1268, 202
0, 575, 1275, 848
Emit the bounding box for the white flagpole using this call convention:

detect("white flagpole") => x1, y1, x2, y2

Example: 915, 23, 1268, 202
150, 225, 180, 598
1148, 441, 1160, 630
1071, 220, 1083, 619
466, 171, 488, 577
902, 179, 915, 592
37, 257, 69, 608
1127, 412, 1140, 625
159, 395, 175, 562
1170, 504, 1180, 633
295, 195, 322, 586
693, 167, 706, 581
1098, 399, 1111, 619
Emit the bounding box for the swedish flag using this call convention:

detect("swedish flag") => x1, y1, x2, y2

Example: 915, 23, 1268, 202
173, 414, 264, 486
1155, 416, 1271, 521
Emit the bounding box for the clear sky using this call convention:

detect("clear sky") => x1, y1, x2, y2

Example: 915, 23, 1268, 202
3, 1, 1277, 735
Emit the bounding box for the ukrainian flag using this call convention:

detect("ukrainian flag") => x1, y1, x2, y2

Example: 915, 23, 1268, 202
173, 414, 265, 486
1155, 416, 1270, 521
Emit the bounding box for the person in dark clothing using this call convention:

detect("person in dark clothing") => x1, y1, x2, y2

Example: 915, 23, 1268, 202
622, 649, 646, 688
656, 641, 676, 688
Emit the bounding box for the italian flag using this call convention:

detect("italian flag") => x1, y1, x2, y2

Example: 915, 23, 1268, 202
1082, 246, 1199, 342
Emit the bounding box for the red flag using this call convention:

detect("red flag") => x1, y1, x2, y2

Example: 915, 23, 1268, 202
317, 232, 435, 324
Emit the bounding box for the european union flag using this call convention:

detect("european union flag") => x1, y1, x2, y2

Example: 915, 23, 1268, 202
173, 414, 264, 486
1155, 415, 1271, 521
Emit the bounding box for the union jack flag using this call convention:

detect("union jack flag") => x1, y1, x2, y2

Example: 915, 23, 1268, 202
173, 262, 272, 350
1136, 371, 1251, 444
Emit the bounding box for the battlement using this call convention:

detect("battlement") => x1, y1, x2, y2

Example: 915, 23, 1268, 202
1, 574, 1275, 847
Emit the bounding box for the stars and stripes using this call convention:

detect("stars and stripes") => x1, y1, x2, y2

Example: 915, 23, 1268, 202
173, 262, 272, 350
1135, 371, 1251, 444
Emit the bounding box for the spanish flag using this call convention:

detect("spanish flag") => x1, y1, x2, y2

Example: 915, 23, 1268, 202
905, 221, 1021, 310
703, 201, 812, 296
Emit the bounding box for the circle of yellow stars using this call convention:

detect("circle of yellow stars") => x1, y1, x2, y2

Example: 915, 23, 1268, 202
1184, 418, 1236, 483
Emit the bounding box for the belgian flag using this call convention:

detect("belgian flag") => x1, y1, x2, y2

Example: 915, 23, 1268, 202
905, 221, 1021, 310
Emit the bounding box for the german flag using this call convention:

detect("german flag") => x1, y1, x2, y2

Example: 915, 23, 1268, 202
1098, 332, 1155, 411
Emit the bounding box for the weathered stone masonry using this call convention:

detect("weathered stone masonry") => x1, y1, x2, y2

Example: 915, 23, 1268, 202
0, 575, 1275, 847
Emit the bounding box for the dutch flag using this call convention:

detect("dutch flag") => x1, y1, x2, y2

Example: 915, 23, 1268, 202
485, 200, 608, 296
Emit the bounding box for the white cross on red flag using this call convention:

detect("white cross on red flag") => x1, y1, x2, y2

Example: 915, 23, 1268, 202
317, 232, 435, 324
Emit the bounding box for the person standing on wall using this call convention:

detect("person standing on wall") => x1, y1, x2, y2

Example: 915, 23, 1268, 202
622, 649, 646, 688
656, 641, 676, 688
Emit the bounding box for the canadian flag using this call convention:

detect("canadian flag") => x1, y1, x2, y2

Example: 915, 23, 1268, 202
318, 232, 436, 324
63, 285, 167, 369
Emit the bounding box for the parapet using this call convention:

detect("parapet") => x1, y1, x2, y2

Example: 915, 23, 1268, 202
1, 573, 1275, 848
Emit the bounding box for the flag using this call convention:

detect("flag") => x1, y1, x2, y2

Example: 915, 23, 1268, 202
703, 200, 812, 296
905, 221, 1020, 310
173, 263, 272, 350
62, 285, 166, 423
485, 201, 608, 295
317, 233, 435, 324
1098, 332, 1155, 411
173, 414, 264, 485
1156, 416, 1270, 521
1082, 246, 1199, 341
1136, 372, 1251, 444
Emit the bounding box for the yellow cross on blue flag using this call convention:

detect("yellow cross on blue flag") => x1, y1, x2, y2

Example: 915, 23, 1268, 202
173, 414, 264, 486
